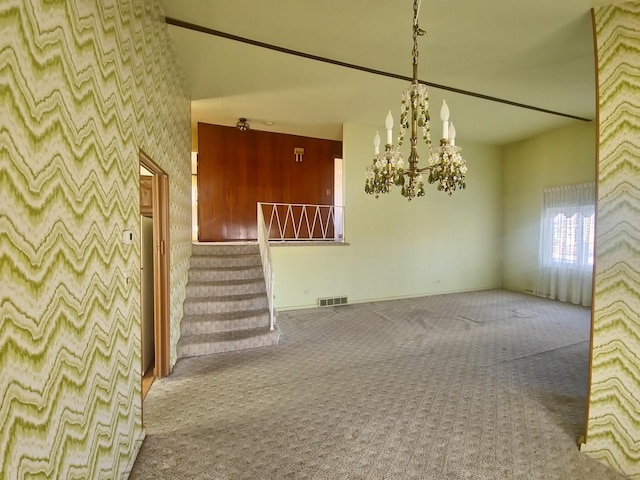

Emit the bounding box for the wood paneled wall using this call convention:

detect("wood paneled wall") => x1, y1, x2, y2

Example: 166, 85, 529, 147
197, 123, 342, 241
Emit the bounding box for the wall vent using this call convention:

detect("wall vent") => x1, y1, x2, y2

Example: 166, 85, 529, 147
318, 296, 348, 307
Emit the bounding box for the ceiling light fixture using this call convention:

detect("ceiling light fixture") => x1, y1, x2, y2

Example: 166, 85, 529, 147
365, 0, 467, 200
236, 117, 250, 131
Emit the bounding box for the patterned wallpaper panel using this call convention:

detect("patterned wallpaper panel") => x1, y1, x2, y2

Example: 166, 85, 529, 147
0, 0, 191, 478
581, 3, 640, 479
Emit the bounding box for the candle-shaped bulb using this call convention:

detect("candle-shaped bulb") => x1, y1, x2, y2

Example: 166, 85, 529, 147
385, 110, 393, 145
441, 100, 450, 139
449, 122, 456, 146
440, 100, 450, 122
374, 131, 381, 155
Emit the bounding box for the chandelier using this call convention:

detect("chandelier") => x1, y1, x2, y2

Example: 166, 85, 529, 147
365, 0, 467, 200
236, 117, 250, 131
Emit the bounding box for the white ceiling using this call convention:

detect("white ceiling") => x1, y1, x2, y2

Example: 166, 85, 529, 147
159, 0, 624, 146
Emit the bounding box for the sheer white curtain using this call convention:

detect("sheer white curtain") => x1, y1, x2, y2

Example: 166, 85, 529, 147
535, 182, 595, 306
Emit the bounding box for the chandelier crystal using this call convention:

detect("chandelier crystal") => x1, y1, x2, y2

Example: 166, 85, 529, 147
364, 0, 467, 200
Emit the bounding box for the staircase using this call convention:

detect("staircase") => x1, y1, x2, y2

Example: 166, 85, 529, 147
177, 243, 279, 359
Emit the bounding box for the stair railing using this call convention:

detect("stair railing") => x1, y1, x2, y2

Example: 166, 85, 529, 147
259, 202, 345, 242
257, 204, 276, 330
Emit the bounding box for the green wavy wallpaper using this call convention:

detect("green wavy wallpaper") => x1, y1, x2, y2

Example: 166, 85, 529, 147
581, 3, 640, 479
0, 0, 191, 478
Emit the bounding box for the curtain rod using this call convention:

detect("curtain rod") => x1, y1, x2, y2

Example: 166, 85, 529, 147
165, 16, 591, 123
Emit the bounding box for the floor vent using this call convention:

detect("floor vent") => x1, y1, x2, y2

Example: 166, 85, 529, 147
318, 296, 348, 307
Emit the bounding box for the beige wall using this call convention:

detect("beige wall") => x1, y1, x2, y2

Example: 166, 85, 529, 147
272, 122, 503, 309
271, 120, 597, 310
501, 122, 596, 293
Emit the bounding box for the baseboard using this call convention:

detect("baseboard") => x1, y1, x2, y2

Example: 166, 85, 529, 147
276, 286, 504, 311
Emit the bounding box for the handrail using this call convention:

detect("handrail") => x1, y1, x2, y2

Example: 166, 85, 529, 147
257, 204, 276, 330
259, 202, 345, 242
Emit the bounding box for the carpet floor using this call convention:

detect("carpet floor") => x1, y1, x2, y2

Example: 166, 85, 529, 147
129, 289, 626, 479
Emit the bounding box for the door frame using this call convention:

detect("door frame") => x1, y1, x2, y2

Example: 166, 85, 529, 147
139, 150, 171, 379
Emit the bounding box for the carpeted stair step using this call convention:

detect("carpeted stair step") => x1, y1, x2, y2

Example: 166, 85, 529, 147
192, 243, 259, 256
190, 253, 261, 269
186, 278, 266, 298
178, 243, 279, 360
183, 293, 268, 316
188, 265, 264, 282
180, 308, 271, 336
177, 327, 280, 358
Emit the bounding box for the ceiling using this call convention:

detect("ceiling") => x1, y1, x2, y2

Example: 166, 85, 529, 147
159, 0, 623, 146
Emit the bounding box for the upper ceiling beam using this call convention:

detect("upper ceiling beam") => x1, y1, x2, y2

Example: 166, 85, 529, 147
165, 16, 591, 123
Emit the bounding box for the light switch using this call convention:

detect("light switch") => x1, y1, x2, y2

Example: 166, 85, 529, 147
122, 230, 133, 244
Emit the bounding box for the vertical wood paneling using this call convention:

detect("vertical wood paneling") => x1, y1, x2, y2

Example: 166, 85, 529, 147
198, 123, 342, 241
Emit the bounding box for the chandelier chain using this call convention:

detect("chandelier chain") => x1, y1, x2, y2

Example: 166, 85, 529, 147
412, 0, 425, 67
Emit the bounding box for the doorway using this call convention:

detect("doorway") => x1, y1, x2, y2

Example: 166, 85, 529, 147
139, 151, 171, 400
334, 157, 344, 240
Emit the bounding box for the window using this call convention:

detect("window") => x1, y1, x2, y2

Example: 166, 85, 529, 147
535, 182, 595, 306
549, 209, 595, 265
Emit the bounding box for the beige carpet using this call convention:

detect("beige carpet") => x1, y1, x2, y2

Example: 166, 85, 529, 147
129, 289, 626, 479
